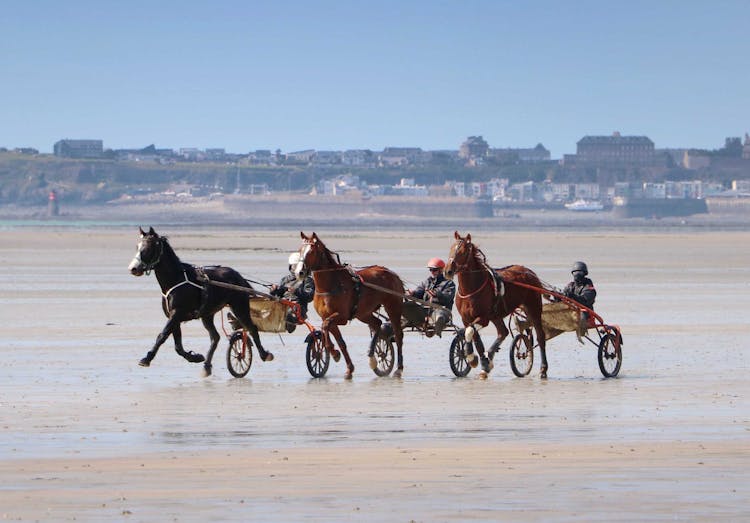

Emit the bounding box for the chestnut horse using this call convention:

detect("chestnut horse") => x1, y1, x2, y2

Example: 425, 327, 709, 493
128, 227, 274, 376
444, 231, 549, 378
295, 232, 405, 378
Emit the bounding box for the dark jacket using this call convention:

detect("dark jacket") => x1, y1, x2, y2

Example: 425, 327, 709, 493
411, 274, 456, 308
563, 277, 596, 309
271, 272, 315, 317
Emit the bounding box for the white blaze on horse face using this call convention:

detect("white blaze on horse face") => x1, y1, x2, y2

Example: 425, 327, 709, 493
128, 239, 145, 274
294, 245, 310, 279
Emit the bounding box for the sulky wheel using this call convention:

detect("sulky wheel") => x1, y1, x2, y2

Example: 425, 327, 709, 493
449, 332, 472, 377
227, 331, 253, 378
372, 335, 395, 377
305, 332, 330, 378
509, 332, 534, 377
598, 332, 622, 378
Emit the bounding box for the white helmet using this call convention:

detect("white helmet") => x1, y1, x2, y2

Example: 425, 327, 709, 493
288, 252, 301, 265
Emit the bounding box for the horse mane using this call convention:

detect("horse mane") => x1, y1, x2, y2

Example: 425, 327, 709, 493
156, 234, 181, 266
469, 241, 494, 274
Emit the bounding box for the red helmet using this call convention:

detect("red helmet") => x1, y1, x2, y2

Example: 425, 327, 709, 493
427, 257, 445, 269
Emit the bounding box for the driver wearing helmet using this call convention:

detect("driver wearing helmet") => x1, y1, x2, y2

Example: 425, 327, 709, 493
270, 252, 315, 333
404, 257, 455, 337
563, 261, 596, 309
561, 261, 596, 335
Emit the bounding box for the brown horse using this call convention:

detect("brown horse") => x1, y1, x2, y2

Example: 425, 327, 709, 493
295, 232, 405, 379
444, 231, 548, 378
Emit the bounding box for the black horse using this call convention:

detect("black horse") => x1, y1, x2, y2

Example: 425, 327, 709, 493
128, 227, 274, 376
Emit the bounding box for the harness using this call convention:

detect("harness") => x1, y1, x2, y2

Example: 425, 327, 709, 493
311, 265, 362, 319
450, 239, 507, 313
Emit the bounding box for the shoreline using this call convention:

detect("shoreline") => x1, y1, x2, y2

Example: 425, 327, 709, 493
1, 200, 749, 231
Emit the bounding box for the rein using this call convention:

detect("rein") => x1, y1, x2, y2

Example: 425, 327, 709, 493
456, 271, 491, 299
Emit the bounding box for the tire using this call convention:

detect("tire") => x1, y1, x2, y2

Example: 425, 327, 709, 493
598, 332, 622, 378
372, 335, 395, 377
509, 333, 534, 377
227, 331, 252, 378
449, 333, 472, 377
305, 333, 330, 378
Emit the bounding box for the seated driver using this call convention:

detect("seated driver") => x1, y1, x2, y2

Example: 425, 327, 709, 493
404, 258, 455, 337
270, 252, 315, 333
560, 261, 596, 334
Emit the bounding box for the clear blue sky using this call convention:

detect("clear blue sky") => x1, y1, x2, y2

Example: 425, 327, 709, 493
2, 1, 748, 158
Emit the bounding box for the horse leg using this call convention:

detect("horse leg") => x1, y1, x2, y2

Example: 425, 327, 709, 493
474, 334, 493, 379
326, 321, 353, 379
171, 322, 206, 363
362, 314, 383, 372
139, 315, 203, 367
200, 315, 221, 377
527, 305, 548, 379
463, 321, 484, 368
382, 301, 405, 378
486, 319, 510, 362
230, 303, 274, 362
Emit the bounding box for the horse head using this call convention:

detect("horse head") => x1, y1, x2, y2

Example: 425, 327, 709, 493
128, 226, 163, 276
444, 231, 477, 279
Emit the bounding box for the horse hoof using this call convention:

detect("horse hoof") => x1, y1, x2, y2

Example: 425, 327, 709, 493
344, 369, 353, 380
369, 356, 377, 370
393, 368, 403, 379
540, 370, 548, 379
186, 352, 205, 363
202, 364, 212, 378
468, 354, 479, 368
330, 350, 341, 362
138, 358, 151, 367
263, 353, 275, 362
478, 370, 488, 380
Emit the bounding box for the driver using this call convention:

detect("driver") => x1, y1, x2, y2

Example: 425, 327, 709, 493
270, 252, 315, 333
404, 258, 455, 337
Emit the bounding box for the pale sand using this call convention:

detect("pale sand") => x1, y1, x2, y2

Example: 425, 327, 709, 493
1, 227, 748, 521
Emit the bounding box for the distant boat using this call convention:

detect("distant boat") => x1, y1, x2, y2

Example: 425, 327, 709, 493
565, 199, 604, 212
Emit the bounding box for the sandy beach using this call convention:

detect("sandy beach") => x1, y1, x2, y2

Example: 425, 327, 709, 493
1, 225, 748, 521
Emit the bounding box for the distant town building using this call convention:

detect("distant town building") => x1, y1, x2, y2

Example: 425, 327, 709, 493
576, 132, 654, 166
53, 139, 103, 159
683, 150, 711, 170
379, 147, 424, 167
489, 143, 550, 163
743, 133, 750, 160
286, 150, 316, 164
459, 136, 489, 160
342, 149, 375, 167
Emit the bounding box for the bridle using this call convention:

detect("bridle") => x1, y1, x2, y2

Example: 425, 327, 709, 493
133, 236, 164, 275
447, 238, 474, 275
449, 238, 503, 300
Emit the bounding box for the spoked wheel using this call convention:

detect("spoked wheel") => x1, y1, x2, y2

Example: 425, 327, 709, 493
598, 332, 622, 378
305, 331, 330, 378
509, 332, 534, 377
449, 332, 471, 377
372, 335, 395, 377
227, 331, 253, 378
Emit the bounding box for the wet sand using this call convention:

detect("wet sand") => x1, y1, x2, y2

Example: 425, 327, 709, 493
1, 227, 748, 521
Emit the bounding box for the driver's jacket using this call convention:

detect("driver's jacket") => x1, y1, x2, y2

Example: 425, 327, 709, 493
411, 274, 456, 309
562, 277, 596, 309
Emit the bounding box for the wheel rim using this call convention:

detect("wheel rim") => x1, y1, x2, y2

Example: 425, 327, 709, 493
510, 334, 533, 377
598, 333, 621, 377
306, 337, 330, 378
373, 337, 394, 376
227, 334, 252, 377
449, 335, 471, 377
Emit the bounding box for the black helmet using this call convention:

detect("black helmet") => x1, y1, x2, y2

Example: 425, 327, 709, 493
571, 261, 588, 275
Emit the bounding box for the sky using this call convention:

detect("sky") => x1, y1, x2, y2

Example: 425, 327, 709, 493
1, 1, 749, 158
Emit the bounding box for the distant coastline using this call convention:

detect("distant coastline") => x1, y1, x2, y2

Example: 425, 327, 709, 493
1, 195, 748, 231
